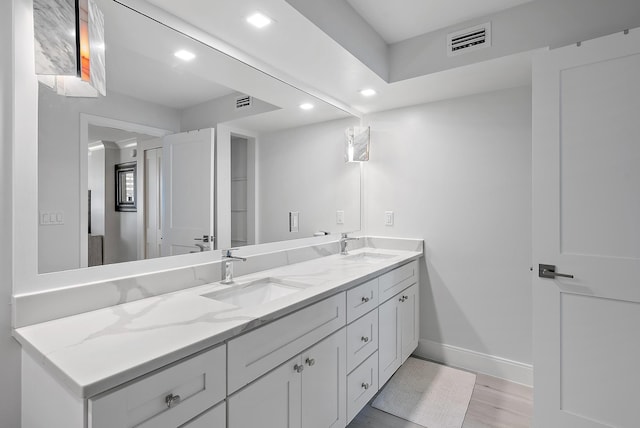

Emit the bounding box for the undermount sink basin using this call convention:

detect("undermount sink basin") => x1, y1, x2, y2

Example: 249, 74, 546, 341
342, 252, 396, 262
201, 277, 310, 308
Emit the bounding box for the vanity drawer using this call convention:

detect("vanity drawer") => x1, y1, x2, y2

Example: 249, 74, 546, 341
227, 292, 346, 393
181, 401, 225, 427
347, 351, 379, 423
89, 344, 226, 428
346, 278, 379, 323
346, 308, 378, 373
378, 260, 418, 303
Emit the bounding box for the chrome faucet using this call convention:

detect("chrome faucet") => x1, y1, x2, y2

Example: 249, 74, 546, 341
339, 233, 359, 255
220, 249, 247, 284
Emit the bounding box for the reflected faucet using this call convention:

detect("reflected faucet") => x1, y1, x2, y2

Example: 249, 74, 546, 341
339, 233, 359, 255
221, 249, 247, 284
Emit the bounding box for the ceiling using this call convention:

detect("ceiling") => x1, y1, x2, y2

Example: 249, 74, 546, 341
88, 125, 157, 146
93, 0, 351, 132
142, 0, 536, 115
346, 0, 535, 44
100, 0, 235, 110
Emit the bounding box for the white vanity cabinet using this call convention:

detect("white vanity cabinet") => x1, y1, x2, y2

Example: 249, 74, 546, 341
378, 282, 419, 387
21, 256, 422, 428
89, 344, 227, 428
228, 329, 347, 428
226, 292, 346, 393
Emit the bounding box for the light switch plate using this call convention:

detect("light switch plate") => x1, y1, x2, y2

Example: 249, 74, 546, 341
384, 211, 394, 226
289, 211, 299, 232
336, 210, 345, 225
40, 210, 64, 225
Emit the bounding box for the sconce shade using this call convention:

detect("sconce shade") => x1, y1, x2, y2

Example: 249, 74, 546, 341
345, 126, 370, 162
33, 0, 106, 97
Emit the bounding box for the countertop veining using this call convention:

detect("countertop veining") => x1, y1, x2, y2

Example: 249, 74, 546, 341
14, 246, 422, 398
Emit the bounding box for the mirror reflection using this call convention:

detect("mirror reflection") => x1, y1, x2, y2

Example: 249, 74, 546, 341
37, 0, 359, 274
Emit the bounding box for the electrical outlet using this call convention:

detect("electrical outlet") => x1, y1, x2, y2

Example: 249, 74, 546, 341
336, 210, 345, 225
384, 211, 394, 226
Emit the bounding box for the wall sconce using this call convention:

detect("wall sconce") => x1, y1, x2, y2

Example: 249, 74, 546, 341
345, 126, 370, 162
33, 0, 106, 97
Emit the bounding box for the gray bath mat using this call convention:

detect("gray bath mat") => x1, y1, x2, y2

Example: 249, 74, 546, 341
372, 357, 476, 428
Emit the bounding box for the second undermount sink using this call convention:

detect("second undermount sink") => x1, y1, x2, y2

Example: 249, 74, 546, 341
201, 277, 311, 308
342, 252, 396, 262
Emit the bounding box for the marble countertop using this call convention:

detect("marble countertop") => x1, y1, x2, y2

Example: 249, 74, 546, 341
14, 247, 422, 398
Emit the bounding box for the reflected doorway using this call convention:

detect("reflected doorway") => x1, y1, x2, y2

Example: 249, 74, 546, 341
230, 134, 256, 248
86, 124, 159, 266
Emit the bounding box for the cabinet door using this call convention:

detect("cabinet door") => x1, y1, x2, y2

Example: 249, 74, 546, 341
301, 329, 347, 428
228, 356, 302, 428
378, 297, 401, 387
181, 401, 225, 427
400, 283, 419, 362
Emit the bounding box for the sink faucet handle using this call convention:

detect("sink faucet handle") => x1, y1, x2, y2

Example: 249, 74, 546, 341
222, 248, 239, 257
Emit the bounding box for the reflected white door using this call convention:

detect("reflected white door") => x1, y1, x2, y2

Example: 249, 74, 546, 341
144, 147, 162, 259
161, 129, 215, 256
532, 29, 640, 428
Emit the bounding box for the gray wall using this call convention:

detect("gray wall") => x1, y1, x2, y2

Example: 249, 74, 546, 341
257, 117, 361, 243
1, 0, 21, 425
364, 87, 533, 364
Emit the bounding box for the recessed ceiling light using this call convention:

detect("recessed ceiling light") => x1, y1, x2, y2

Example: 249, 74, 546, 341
247, 12, 272, 28
299, 103, 314, 110
174, 50, 196, 61
360, 88, 377, 97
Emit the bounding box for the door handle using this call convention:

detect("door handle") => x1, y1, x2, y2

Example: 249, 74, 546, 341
538, 264, 574, 279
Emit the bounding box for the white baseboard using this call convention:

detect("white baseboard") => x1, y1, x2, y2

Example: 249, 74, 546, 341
414, 339, 533, 387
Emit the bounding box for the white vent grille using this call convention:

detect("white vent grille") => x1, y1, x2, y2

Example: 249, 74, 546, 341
447, 22, 491, 56
236, 95, 252, 109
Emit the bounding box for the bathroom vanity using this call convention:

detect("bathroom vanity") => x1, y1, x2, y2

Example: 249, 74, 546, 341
16, 244, 422, 428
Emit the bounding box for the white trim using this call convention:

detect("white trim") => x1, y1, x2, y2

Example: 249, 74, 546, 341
216, 124, 259, 249
415, 339, 533, 387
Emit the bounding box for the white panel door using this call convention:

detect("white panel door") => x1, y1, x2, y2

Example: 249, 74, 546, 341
533, 29, 640, 428
161, 129, 215, 256
301, 329, 346, 428
228, 356, 302, 428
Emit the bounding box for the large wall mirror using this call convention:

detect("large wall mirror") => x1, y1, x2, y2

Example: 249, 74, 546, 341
37, 0, 360, 274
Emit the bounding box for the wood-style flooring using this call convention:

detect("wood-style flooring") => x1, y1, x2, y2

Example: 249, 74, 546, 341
347, 370, 533, 428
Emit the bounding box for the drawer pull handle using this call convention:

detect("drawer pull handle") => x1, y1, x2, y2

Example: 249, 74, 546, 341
399, 296, 404, 302
361, 382, 370, 390
403, 295, 408, 300
361, 296, 370, 303
305, 357, 316, 366
294, 363, 305, 373
361, 336, 369, 343
165, 393, 181, 408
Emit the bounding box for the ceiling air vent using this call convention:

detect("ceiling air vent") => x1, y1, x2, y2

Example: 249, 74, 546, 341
447, 22, 491, 57
235, 95, 252, 109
